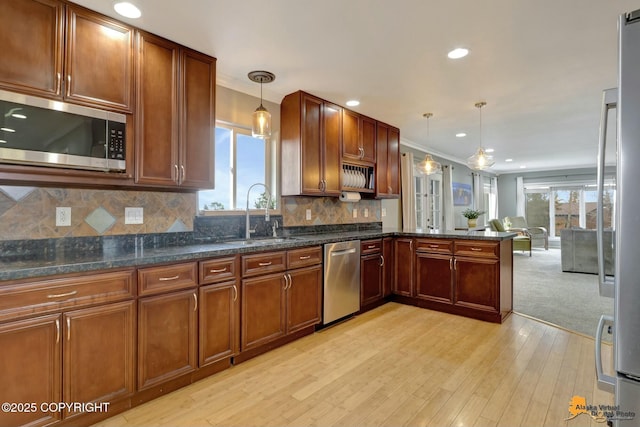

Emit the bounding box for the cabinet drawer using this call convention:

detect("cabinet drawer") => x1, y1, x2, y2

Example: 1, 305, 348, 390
242, 251, 287, 277
200, 256, 238, 285
138, 262, 198, 296
0, 269, 135, 323
415, 239, 453, 254
287, 246, 322, 269
361, 239, 382, 255
454, 241, 499, 258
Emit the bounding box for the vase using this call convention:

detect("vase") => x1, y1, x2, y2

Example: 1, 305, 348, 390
467, 218, 477, 228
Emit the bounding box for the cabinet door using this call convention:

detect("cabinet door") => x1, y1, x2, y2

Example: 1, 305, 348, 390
454, 256, 499, 312
322, 102, 342, 195
300, 94, 324, 194
360, 116, 377, 164
241, 273, 286, 350
342, 109, 361, 161
382, 237, 394, 297
415, 253, 453, 304
387, 126, 400, 195
65, 5, 134, 112
287, 265, 322, 333
393, 238, 414, 296
361, 253, 383, 306
376, 122, 389, 197
0, 0, 64, 97
0, 314, 61, 427
138, 289, 198, 390
63, 301, 135, 420
135, 31, 179, 186
179, 48, 215, 189
199, 281, 239, 366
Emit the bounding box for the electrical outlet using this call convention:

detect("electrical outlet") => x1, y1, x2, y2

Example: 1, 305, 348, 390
125, 207, 144, 224
352, 209, 358, 218
56, 207, 71, 226
306, 209, 312, 221
382, 208, 387, 217
364, 208, 369, 218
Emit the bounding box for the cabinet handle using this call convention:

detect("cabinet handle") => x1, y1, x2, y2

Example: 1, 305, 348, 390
409, 240, 413, 250
388, 186, 392, 193
55, 319, 60, 344
174, 164, 179, 182
287, 273, 293, 290
298, 255, 311, 260
470, 247, 482, 252
66, 75, 71, 97
429, 245, 439, 249
450, 258, 453, 270
283, 274, 289, 290
368, 245, 376, 249
232, 285, 238, 302
193, 293, 198, 312
158, 275, 180, 281
380, 255, 385, 267
66, 317, 71, 341
56, 73, 61, 95
180, 165, 185, 184
47, 290, 78, 299
210, 267, 227, 273
454, 259, 457, 270
258, 261, 272, 267
360, 147, 365, 159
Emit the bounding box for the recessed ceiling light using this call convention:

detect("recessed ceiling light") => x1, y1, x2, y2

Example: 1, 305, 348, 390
520, 165, 527, 169
1, 127, 16, 133
0, 140, 6, 143
345, 100, 360, 107
448, 48, 469, 59
456, 132, 467, 138
113, 1, 141, 19
485, 148, 494, 153
505, 158, 513, 162
11, 113, 27, 119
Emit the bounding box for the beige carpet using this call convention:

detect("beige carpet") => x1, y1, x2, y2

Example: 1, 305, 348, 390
513, 247, 614, 338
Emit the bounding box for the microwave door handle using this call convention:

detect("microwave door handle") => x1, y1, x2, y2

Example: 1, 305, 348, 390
595, 315, 615, 392
597, 89, 616, 298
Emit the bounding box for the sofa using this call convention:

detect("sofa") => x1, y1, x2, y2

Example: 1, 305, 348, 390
560, 228, 615, 275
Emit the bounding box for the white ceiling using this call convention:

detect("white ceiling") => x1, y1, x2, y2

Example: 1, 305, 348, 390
74, 0, 636, 174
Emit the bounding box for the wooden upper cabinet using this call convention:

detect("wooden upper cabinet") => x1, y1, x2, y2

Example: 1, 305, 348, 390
0, 0, 64, 97
342, 110, 376, 165
376, 121, 400, 198
65, 5, 134, 112
0, 0, 134, 112
281, 91, 341, 196
135, 31, 215, 189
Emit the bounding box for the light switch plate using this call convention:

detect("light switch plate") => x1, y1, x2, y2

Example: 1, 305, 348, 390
56, 207, 71, 226
352, 209, 358, 218
382, 208, 387, 217
125, 207, 144, 224
364, 208, 369, 218
306, 209, 312, 221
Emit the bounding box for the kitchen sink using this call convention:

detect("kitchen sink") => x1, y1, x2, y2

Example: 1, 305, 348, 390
223, 237, 299, 246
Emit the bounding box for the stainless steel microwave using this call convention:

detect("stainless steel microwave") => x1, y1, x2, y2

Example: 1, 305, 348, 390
0, 89, 126, 172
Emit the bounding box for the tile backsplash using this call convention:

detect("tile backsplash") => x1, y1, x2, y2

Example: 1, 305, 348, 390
0, 185, 382, 241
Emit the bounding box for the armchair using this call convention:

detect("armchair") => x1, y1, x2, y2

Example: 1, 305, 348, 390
505, 216, 548, 250
489, 219, 532, 256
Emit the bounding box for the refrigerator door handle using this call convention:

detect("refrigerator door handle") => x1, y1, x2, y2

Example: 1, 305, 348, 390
596, 88, 617, 298
595, 314, 616, 392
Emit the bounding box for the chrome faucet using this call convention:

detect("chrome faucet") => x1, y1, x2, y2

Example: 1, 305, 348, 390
246, 183, 272, 240
272, 220, 279, 237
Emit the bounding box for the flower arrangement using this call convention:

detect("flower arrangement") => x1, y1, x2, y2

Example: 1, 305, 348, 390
461, 208, 484, 219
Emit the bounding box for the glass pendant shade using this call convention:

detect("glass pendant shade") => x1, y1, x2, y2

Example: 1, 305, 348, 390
418, 154, 442, 175
467, 147, 495, 170
252, 104, 271, 138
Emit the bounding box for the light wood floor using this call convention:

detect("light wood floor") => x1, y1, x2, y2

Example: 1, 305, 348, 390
94, 303, 614, 427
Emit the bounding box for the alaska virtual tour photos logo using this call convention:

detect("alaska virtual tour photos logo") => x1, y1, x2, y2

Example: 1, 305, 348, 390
566, 395, 636, 423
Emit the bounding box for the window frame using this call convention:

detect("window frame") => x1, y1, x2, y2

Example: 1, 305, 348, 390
197, 121, 279, 216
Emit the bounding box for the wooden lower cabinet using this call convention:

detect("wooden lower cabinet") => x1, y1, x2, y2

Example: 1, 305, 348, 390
415, 252, 453, 304
454, 256, 499, 312
63, 301, 135, 420
382, 237, 394, 297
361, 252, 383, 306
199, 281, 239, 366
393, 238, 414, 296
287, 265, 322, 333
138, 289, 198, 390
0, 314, 61, 427
241, 272, 286, 351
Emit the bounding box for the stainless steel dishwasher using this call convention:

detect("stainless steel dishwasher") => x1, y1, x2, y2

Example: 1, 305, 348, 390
323, 240, 361, 324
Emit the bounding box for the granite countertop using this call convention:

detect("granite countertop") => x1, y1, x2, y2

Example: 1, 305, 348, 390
0, 229, 516, 282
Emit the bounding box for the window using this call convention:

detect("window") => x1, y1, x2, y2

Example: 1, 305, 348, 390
414, 167, 442, 231
198, 123, 277, 212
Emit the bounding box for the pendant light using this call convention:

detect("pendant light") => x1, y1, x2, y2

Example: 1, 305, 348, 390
467, 101, 495, 170
248, 71, 275, 139
417, 113, 442, 175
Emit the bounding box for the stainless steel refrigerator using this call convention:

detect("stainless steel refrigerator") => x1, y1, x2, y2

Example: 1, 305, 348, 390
595, 8, 640, 426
